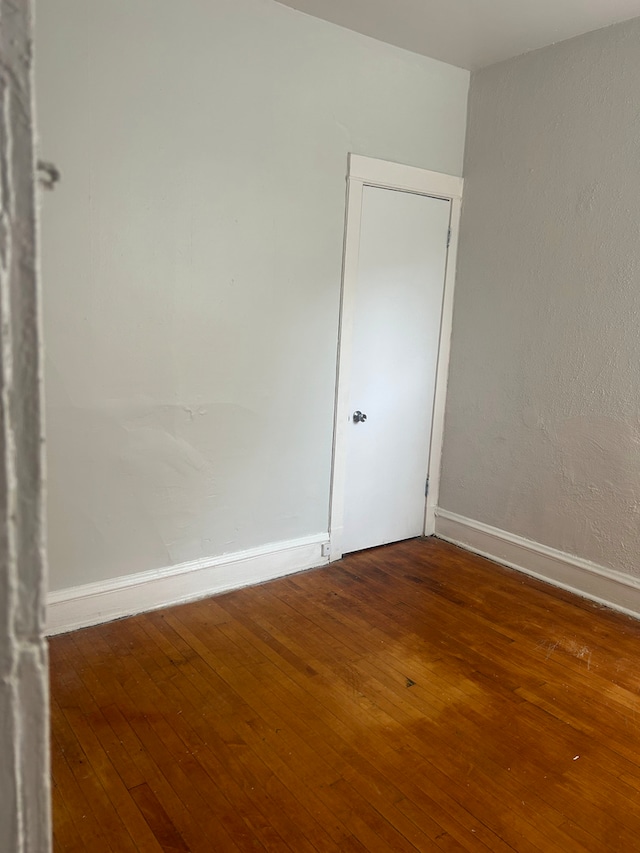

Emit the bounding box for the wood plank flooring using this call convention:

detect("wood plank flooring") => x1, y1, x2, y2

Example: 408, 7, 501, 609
50, 538, 640, 851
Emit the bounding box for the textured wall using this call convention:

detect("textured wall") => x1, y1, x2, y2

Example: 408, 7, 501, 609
0, 1, 51, 850
36, 0, 469, 591
440, 18, 640, 576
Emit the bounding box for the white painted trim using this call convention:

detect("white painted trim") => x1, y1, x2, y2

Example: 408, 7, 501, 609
329, 154, 463, 560
349, 154, 463, 199
329, 175, 364, 562
424, 195, 461, 536
435, 509, 640, 621
46, 534, 329, 636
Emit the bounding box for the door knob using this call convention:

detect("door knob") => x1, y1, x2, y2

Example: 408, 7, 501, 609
353, 410, 367, 423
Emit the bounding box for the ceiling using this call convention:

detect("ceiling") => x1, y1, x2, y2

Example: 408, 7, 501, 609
276, 0, 640, 69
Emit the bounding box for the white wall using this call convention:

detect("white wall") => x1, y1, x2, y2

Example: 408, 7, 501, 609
36, 0, 469, 592
0, 1, 51, 848
440, 18, 640, 578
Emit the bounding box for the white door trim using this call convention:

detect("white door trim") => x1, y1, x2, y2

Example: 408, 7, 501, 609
329, 154, 463, 561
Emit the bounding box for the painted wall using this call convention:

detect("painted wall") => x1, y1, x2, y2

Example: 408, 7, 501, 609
36, 0, 469, 591
0, 1, 51, 849
440, 18, 640, 577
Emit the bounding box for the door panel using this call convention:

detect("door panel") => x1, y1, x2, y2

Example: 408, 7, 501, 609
342, 185, 450, 554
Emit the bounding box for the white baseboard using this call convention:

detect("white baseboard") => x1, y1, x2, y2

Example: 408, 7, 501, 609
434, 509, 640, 621
46, 534, 329, 636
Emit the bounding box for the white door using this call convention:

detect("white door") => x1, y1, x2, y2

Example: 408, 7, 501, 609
341, 185, 451, 554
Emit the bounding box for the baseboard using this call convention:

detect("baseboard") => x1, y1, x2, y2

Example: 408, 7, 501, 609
434, 509, 640, 621
46, 533, 329, 636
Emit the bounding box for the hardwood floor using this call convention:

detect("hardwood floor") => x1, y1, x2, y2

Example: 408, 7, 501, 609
50, 538, 640, 852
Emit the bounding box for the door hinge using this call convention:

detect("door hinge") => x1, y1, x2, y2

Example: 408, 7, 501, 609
446, 227, 451, 249
425, 476, 430, 497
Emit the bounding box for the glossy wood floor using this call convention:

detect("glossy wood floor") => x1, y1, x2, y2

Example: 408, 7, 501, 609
50, 538, 640, 852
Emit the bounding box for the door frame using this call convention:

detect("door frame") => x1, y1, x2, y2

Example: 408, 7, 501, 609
329, 154, 463, 561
